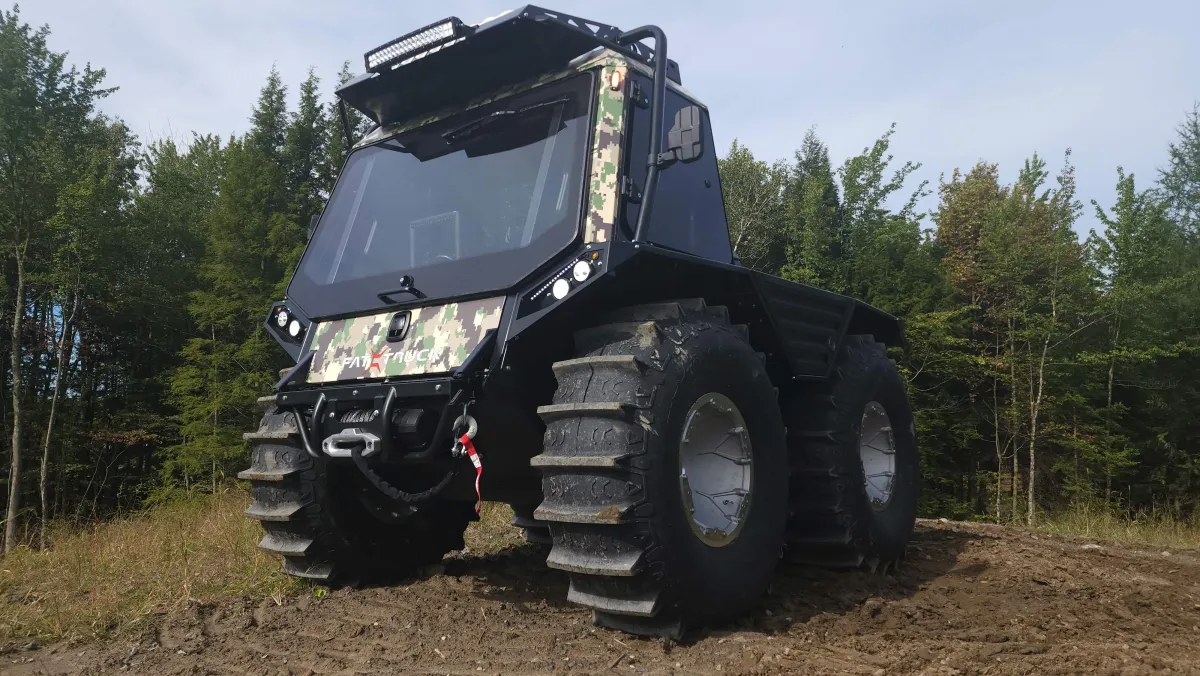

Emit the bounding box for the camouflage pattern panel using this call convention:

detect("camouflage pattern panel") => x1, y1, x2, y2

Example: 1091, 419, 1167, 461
584, 58, 626, 244
305, 298, 504, 383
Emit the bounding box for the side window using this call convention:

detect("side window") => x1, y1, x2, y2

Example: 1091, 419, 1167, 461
647, 91, 733, 262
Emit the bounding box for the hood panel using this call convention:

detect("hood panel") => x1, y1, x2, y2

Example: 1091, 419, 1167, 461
305, 297, 503, 383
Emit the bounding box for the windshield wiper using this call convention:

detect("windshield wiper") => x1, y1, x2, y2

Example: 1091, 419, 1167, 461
441, 97, 570, 144
377, 275, 426, 303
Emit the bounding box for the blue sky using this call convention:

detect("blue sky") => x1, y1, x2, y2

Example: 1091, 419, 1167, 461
27, 0, 1200, 236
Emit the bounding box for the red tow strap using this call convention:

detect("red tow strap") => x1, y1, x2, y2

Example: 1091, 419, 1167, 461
460, 433, 483, 514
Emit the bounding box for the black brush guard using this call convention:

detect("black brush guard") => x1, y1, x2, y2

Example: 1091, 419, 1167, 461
271, 332, 495, 502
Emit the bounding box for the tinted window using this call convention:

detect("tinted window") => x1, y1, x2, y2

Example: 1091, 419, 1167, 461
622, 80, 733, 262
288, 73, 595, 318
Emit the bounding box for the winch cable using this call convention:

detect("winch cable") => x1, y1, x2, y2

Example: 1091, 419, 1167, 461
289, 400, 472, 504
350, 443, 457, 504
349, 408, 479, 505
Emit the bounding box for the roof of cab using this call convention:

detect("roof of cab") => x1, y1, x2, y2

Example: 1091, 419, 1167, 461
337, 5, 680, 129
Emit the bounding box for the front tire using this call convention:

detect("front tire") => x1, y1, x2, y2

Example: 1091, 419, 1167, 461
532, 300, 788, 637
240, 406, 475, 582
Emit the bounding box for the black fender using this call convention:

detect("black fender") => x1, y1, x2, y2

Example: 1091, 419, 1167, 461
507, 242, 903, 390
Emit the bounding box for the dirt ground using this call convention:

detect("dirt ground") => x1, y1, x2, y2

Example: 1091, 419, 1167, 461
6, 518, 1200, 675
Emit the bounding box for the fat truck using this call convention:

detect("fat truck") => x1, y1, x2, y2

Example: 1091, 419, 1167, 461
241, 6, 919, 638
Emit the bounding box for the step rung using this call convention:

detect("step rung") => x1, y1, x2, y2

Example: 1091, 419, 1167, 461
243, 430, 293, 442
530, 453, 631, 468
282, 557, 334, 581
551, 355, 642, 375
537, 402, 632, 423
547, 546, 643, 577
237, 467, 300, 482
567, 582, 659, 617
534, 504, 631, 525
244, 502, 306, 522
258, 532, 313, 556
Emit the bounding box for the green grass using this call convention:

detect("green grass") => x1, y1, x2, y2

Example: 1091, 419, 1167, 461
1039, 500, 1200, 550
0, 489, 299, 642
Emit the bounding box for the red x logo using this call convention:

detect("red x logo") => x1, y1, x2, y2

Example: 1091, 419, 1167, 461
368, 348, 388, 373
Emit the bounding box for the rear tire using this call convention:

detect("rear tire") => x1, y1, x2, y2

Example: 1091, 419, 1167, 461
240, 407, 474, 582
533, 300, 788, 637
785, 335, 918, 571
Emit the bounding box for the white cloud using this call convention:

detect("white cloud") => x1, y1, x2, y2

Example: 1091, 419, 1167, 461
26, 0, 1199, 233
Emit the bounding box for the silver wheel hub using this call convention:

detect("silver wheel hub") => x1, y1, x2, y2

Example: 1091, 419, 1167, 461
678, 393, 752, 547
860, 401, 897, 511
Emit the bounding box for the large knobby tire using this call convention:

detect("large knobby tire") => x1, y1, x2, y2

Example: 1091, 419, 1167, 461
532, 300, 788, 638
240, 404, 475, 582
785, 335, 918, 571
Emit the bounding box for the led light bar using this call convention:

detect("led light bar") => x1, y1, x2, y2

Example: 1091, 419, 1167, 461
365, 17, 471, 73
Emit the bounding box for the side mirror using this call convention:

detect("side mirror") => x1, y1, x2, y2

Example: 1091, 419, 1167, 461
308, 214, 319, 241
665, 105, 704, 163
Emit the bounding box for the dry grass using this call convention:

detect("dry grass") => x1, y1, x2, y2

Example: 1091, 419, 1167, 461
8, 485, 1197, 645
0, 489, 298, 642
0, 493, 524, 644
1040, 501, 1200, 550
463, 501, 520, 555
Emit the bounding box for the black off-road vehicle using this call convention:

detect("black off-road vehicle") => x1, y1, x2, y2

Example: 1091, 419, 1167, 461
242, 6, 918, 638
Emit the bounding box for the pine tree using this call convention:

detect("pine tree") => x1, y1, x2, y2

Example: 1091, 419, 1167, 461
284, 68, 329, 223
780, 129, 843, 289
167, 71, 299, 488
248, 66, 287, 166
1160, 104, 1200, 237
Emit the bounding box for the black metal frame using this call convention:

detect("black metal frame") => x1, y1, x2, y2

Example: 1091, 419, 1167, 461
336, 6, 676, 245
275, 329, 496, 465
512, 7, 679, 83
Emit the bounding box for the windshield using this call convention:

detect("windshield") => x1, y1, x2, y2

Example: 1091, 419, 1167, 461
288, 72, 595, 318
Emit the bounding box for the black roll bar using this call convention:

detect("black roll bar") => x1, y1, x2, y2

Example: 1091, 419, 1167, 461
618, 25, 668, 243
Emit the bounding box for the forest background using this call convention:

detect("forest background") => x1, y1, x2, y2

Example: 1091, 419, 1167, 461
2, 5, 1199, 553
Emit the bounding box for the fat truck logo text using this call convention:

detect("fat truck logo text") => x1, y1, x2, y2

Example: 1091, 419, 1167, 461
342, 347, 446, 372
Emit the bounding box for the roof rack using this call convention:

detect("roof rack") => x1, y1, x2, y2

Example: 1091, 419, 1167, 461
337, 6, 677, 124
336, 5, 677, 243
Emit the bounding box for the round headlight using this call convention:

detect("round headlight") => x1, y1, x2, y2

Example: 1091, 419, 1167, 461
551, 278, 571, 300
287, 319, 302, 338
572, 260, 592, 283
275, 309, 289, 328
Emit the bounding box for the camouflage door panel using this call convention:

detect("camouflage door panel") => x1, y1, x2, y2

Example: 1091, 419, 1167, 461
584, 60, 626, 245
306, 298, 504, 383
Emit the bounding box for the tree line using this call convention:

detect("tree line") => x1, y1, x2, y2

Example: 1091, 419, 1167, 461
721, 119, 1200, 522
1, 6, 1198, 552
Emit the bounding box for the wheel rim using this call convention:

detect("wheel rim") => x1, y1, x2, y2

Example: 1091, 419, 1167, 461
860, 401, 897, 511
678, 392, 752, 547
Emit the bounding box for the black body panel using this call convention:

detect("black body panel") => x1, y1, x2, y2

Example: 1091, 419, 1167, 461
504, 242, 902, 388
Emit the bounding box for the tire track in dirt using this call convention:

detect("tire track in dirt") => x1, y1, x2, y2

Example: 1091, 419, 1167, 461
7, 519, 1200, 675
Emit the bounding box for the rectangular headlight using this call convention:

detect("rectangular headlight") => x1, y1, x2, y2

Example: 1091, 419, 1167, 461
365, 17, 468, 73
